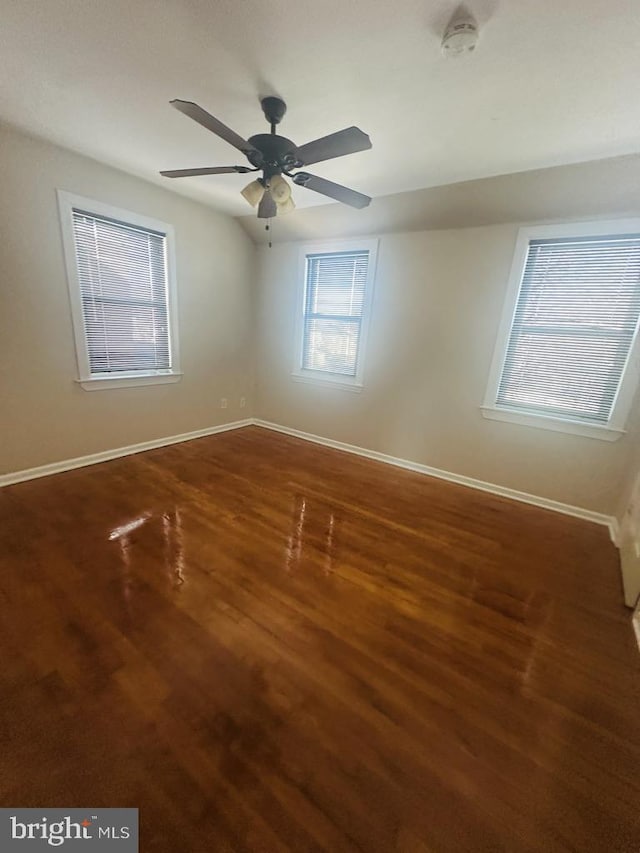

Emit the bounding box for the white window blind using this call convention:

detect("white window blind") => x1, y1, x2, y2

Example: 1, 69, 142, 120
302, 250, 369, 376
71, 210, 171, 375
496, 234, 640, 424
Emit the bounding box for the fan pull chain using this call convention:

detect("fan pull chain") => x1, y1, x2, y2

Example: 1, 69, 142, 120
265, 218, 273, 249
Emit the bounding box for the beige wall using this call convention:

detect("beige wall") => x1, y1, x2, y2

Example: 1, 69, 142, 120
3, 121, 638, 525
0, 123, 255, 474
254, 226, 640, 516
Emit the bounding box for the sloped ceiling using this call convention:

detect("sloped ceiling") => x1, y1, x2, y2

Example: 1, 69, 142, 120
1, 0, 640, 220
239, 153, 640, 243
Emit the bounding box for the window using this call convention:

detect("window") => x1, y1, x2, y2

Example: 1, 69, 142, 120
293, 239, 378, 389
483, 220, 640, 440
58, 191, 180, 390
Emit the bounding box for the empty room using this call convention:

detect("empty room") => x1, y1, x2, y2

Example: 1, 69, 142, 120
1, 0, 640, 850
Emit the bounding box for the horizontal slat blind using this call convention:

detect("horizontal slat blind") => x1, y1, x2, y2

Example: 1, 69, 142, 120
72, 210, 171, 375
302, 251, 369, 376
497, 235, 640, 423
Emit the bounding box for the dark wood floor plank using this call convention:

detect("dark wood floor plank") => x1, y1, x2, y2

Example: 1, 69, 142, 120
1, 426, 639, 852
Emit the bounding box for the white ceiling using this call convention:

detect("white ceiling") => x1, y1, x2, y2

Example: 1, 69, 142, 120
2, 0, 640, 217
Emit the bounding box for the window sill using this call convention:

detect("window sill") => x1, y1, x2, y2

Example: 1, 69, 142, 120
291, 371, 363, 393
76, 372, 183, 392
480, 405, 624, 442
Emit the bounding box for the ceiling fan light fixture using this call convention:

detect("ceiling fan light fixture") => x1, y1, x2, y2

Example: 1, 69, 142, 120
269, 174, 292, 205
241, 179, 265, 208
276, 196, 296, 215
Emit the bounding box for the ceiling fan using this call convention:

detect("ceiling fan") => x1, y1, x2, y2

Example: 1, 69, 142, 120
160, 96, 372, 218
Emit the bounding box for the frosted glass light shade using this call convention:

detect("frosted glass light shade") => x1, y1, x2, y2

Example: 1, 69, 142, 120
241, 180, 265, 207
269, 175, 292, 204
276, 196, 296, 215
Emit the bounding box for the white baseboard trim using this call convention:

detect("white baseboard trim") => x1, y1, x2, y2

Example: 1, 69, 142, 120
1, 416, 619, 539
254, 419, 616, 533
0, 419, 253, 487
608, 517, 621, 548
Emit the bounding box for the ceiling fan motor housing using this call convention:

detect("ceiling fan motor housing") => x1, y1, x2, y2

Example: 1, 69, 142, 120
246, 133, 300, 174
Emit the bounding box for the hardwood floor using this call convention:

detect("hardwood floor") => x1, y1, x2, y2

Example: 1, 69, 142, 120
1, 425, 639, 852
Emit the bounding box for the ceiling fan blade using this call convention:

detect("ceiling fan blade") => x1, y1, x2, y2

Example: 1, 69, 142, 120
295, 127, 371, 166
258, 191, 277, 219
170, 100, 258, 155
160, 166, 251, 178
292, 172, 371, 209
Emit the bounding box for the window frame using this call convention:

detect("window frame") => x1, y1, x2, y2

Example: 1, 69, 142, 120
57, 190, 181, 391
482, 219, 640, 441
292, 238, 378, 391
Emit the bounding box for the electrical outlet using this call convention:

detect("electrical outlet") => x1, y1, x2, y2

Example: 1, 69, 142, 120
240, 397, 246, 408
220, 398, 228, 409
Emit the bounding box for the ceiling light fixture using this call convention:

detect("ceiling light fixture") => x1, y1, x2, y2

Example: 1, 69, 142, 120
241, 175, 296, 216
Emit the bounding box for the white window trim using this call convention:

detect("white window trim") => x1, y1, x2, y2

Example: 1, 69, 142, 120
292, 237, 378, 390
57, 190, 181, 391
482, 218, 640, 441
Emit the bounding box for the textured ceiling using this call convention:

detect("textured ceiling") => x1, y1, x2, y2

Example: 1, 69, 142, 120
2, 0, 640, 217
